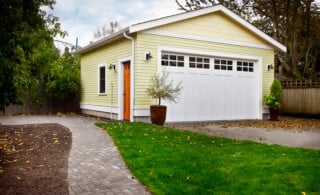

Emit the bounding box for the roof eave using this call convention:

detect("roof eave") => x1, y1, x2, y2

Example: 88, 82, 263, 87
76, 27, 130, 55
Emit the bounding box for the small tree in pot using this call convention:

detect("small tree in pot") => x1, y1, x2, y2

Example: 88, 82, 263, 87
263, 79, 282, 121
146, 72, 182, 125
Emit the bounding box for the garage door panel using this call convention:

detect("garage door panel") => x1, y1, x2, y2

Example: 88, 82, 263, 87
233, 77, 245, 118
222, 76, 234, 118
245, 78, 258, 118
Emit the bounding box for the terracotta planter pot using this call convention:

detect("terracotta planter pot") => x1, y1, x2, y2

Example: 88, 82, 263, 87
150, 105, 167, 126
269, 107, 280, 121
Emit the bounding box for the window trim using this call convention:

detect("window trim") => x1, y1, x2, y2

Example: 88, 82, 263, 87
98, 63, 107, 95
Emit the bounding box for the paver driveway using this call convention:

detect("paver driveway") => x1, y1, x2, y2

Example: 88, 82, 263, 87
0, 115, 150, 195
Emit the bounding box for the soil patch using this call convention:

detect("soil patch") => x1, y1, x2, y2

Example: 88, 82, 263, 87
0, 123, 72, 194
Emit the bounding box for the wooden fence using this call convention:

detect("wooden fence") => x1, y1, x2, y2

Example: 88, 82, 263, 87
281, 79, 320, 115
3, 94, 80, 116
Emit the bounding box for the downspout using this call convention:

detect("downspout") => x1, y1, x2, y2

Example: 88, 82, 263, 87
123, 31, 135, 122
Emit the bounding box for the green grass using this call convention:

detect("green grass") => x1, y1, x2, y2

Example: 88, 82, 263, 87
97, 122, 320, 195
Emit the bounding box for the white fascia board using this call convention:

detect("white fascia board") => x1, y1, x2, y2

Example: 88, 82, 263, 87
129, 5, 286, 53
76, 27, 130, 55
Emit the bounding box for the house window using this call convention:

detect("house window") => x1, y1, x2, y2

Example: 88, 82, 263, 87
98, 64, 106, 94
189, 56, 210, 69
214, 59, 233, 71
161, 53, 184, 67
237, 61, 254, 72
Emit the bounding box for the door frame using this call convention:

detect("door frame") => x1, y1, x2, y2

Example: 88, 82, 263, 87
118, 56, 132, 121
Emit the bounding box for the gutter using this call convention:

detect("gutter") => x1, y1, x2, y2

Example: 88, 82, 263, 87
123, 32, 135, 122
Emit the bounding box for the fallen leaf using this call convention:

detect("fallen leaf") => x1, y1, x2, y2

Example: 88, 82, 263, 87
53, 138, 59, 143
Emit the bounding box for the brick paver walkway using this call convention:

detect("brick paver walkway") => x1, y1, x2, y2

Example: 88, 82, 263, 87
1, 115, 150, 195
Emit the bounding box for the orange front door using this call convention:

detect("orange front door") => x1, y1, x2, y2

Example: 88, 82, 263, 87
123, 62, 131, 120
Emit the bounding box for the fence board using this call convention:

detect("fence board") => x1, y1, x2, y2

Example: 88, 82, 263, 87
281, 88, 320, 115
3, 94, 80, 116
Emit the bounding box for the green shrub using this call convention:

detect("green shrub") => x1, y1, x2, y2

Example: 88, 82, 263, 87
263, 79, 282, 108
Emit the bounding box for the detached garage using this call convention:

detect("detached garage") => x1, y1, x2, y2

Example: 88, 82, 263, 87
77, 5, 286, 122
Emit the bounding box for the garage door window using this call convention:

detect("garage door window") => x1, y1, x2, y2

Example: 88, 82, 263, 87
214, 59, 233, 71
189, 56, 210, 69
237, 61, 254, 72
161, 53, 184, 67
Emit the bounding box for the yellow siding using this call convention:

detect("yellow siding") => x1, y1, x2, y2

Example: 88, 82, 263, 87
134, 33, 274, 108
153, 11, 268, 46
80, 39, 131, 106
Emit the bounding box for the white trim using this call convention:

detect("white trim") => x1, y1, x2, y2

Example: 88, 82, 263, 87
98, 62, 107, 95
144, 29, 273, 50
133, 108, 150, 117
256, 56, 263, 120
130, 5, 286, 52
80, 103, 119, 113
123, 32, 135, 122
118, 56, 132, 121
76, 27, 129, 55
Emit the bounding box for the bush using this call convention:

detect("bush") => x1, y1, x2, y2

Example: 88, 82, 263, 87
263, 79, 282, 108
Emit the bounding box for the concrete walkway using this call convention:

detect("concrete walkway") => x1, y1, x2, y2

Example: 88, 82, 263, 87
169, 123, 320, 150
0, 115, 150, 195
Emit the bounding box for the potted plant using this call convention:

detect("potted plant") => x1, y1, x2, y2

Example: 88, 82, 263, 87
146, 72, 182, 125
263, 79, 282, 121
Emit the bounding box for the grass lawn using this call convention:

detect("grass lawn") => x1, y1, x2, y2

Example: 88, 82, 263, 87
97, 122, 320, 195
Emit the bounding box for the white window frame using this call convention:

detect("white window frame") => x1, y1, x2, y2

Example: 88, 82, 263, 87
98, 63, 107, 95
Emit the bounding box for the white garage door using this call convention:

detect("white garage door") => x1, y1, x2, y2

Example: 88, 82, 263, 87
160, 52, 261, 122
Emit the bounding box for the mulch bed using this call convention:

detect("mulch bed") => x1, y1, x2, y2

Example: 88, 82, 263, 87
0, 123, 72, 194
